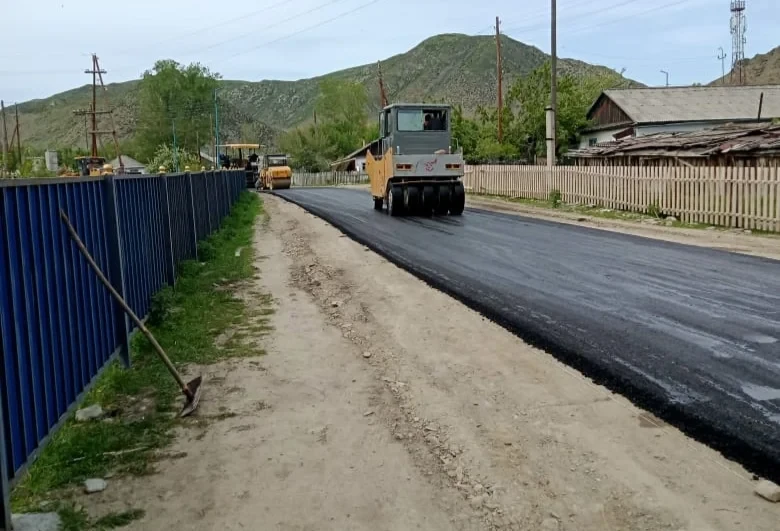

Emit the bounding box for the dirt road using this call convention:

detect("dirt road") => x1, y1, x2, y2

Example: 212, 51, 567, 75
84, 194, 778, 530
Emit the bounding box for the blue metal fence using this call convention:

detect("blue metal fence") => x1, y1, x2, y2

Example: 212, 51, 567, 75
0, 170, 246, 529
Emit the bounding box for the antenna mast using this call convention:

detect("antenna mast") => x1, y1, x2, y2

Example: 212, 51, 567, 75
730, 0, 747, 85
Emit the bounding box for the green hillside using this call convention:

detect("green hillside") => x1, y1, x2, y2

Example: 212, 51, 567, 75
710, 45, 780, 86
14, 33, 636, 152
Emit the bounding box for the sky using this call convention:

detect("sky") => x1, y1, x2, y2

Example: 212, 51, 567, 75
1, 0, 779, 103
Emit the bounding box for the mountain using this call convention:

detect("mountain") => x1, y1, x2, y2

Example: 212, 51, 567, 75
710, 45, 780, 85
13, 33, 637, 153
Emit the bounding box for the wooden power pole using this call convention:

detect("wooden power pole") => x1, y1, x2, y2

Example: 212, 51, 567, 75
14, 104, 21, 166
1, 100, 8, 174
496, 16, 503, 143
377, 61, 389, 108
548, 0, 558, 167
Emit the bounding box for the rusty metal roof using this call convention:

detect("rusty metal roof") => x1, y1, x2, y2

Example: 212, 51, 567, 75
589, 85, 780, 124
569, 123, 780, 159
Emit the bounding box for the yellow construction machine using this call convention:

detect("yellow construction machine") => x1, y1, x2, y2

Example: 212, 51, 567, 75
256, 154, 292, 190
367, 103, 465, 216
61, 156, 113, 177
218, 143, 262, 188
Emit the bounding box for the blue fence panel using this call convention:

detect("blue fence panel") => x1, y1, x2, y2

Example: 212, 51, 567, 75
0, 178, 119, 487
115, 177, 168, 319
191, 172, 211, 241
167, 174, 197, 268
0, 170, 246, 529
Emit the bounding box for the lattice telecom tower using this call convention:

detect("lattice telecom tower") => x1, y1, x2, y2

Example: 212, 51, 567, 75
730, 0, 746, 84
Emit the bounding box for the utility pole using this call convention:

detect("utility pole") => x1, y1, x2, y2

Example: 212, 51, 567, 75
14, 104, 21, 166
197, 130, 201, 165
547, 0, 557, 167
717, 47, 727, 84
377, 61, 389, 108
84, 54, 106, 157
210, 112, 215, 168
495, 16, 503, 143
172, 119, 178, 173
214, 89, 220, 165
1, 100, 8, 174
660, 70, 669, 86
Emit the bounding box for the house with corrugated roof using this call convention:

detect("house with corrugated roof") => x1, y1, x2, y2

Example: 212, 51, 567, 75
578, 85, 780, 149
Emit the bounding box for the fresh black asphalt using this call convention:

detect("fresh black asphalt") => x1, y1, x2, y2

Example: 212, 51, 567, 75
273, 187, 780, 483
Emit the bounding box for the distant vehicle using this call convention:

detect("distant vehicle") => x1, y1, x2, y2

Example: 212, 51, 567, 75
366, 103, 465, 216
60, 156, 111, 177
256, 154, 292, 191
218, 143, 262, 188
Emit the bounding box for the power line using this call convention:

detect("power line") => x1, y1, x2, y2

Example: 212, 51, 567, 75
179, 0, 353, 58
552, 0, 695, 37
221, 0, 387, 63
502, 0, 647, 34
113, 0, 302, 57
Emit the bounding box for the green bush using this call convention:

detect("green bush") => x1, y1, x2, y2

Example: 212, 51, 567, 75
548, 188, 562, 208
147, 284, 174, 326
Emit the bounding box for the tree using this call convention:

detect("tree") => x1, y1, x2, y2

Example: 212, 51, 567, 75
314, 78, 371, 159
506, 61, 626, 158
280, 79, 374, 170
148, 144, 201, 173
136, 60, 221, 162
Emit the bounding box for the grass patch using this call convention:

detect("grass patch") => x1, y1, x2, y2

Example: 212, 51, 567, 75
56, 504, 145, 531
11, 192, 265, 515
93, 509, 146, 529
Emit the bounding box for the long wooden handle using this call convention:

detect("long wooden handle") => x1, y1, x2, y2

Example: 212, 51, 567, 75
59, 209, 191, 397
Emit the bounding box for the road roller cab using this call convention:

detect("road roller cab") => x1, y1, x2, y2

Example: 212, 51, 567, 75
366, 103, 465, 216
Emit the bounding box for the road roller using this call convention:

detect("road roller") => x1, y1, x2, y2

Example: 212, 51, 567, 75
257, 153, 292, 190
366, 103, 465, 216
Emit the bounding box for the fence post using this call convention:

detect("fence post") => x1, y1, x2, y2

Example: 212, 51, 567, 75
204, 171, 213, 235
102, 176, 131, 367
158, 174, 176, 287
1, 393, 10, 531
185, 172, 198, 260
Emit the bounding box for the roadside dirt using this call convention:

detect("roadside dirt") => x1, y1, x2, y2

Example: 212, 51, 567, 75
78, 193, 778, 530
466, 195, 780, 261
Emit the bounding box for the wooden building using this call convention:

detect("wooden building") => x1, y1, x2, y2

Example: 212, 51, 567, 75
579, 85, 780, 149
569, 123, 780, 167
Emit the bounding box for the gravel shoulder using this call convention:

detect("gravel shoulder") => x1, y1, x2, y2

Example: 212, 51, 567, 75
77, 193, 778, 530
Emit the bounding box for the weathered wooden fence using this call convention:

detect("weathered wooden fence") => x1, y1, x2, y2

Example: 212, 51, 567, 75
0, 170, 246, 529
464, 165, 780, 232
293, 171, 369, 187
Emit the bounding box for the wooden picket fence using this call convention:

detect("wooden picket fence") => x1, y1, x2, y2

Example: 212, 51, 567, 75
293, 171, 369, 187
464, 164, 780, 232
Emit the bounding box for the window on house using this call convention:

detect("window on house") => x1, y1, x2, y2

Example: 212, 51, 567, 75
589, 138, 598, 146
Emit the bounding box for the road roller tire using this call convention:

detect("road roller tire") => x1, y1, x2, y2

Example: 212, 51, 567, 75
404, 186, 421, 213
450, 182, 465, 216
421, 185, 435, 216
434, 185, 451, 215
387, 185, 404, 216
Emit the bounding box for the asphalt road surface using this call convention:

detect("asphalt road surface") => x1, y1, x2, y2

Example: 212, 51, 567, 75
273, 187, 780, 482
